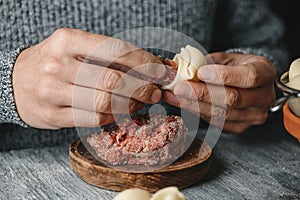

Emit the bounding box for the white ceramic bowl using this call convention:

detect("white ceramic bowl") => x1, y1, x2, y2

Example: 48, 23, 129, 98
278, 71, 300, 117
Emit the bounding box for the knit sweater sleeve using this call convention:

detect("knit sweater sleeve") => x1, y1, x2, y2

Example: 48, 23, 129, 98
211, 0, 289, 73
0, 45, 29, 127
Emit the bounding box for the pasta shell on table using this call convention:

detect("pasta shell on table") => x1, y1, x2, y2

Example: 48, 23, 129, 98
150, 187, 186, 200
113, 188, 151, 200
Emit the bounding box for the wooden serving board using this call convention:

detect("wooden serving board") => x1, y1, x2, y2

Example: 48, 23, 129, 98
69, 138, 212, 192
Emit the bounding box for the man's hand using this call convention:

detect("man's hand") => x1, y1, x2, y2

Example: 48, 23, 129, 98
13, 28, 165, 129
163, 52, 276, 133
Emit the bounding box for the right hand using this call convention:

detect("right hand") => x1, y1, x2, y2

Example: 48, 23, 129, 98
13, 28, 165, 129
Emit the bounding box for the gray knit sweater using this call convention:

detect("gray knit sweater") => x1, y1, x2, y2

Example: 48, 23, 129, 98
0, 0, 288, 150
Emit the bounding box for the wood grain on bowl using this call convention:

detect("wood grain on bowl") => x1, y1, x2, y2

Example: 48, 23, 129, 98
69, 138, 212, 192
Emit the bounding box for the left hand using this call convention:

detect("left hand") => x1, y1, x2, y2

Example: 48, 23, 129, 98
163, 52, 277, 133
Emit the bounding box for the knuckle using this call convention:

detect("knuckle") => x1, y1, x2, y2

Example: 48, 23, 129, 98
42, 57, 61, 76
50, 28, 72, 48
101, 70, 121, 90
191, 87, 206, 101
220, 72, 232, 85
95, 92, 111, 112
109, 39, 132, 58
136, 50, 156, 64
96, 113, 113, 126
52, 28, 72, 40
226, 88, 239, 107
135, 84, 152, 100
210, 52, 227, 63
195, 87, 205, 101
114, 38, 129, 49
246, 66, 259, 87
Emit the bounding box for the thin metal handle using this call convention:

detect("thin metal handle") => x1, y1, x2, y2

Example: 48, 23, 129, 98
269, 96, 290, 112
270, 92, 300, 112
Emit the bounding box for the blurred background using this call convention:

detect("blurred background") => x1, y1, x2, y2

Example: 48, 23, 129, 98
272, 1, 300, 63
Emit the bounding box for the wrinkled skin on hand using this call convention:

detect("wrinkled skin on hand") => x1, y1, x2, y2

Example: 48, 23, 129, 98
13, 28, 165, 129
163, 52, 276, 133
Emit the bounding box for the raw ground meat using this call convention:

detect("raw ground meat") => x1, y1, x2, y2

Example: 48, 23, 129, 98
87, 114, 188, 166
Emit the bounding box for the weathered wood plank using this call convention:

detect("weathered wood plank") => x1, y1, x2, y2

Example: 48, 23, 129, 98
0, 114, 299, 199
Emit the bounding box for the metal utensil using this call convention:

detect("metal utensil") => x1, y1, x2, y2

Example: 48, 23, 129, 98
270, 71, 300, 112
270, 92, 300, 112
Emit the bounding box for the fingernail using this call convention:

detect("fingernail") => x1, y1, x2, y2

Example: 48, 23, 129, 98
174, 82, 193, 98
151, 89, 162, 103
198, 67, 215, 81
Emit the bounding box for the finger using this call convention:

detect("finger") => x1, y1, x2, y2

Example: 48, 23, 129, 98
173, 81, 228, 106
53, 28, 165, 78
63, 84, 144, 114
198, 54, 276, 88
163, 91, 268, 134
68, 60, 162, 104
163, 91, 268, 123
58, 107, 116, 128
173, 81, 275, 107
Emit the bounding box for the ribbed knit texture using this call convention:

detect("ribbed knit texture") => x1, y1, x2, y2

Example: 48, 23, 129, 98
0, 0, 289, 150
0, 45, 29, 127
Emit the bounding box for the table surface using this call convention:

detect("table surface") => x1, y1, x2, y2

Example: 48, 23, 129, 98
0, 113, 299, 200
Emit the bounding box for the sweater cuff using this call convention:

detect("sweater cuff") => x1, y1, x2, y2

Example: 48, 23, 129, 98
0, 45, 30, 127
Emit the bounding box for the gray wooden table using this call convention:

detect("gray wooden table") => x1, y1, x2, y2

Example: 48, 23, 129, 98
0, 112, 299, 200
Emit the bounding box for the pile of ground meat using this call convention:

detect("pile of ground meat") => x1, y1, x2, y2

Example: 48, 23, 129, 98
87, 114, 187, 166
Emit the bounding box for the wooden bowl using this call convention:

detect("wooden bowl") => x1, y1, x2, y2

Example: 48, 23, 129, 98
69, 138, 212, 192
283, 103, 300, 142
